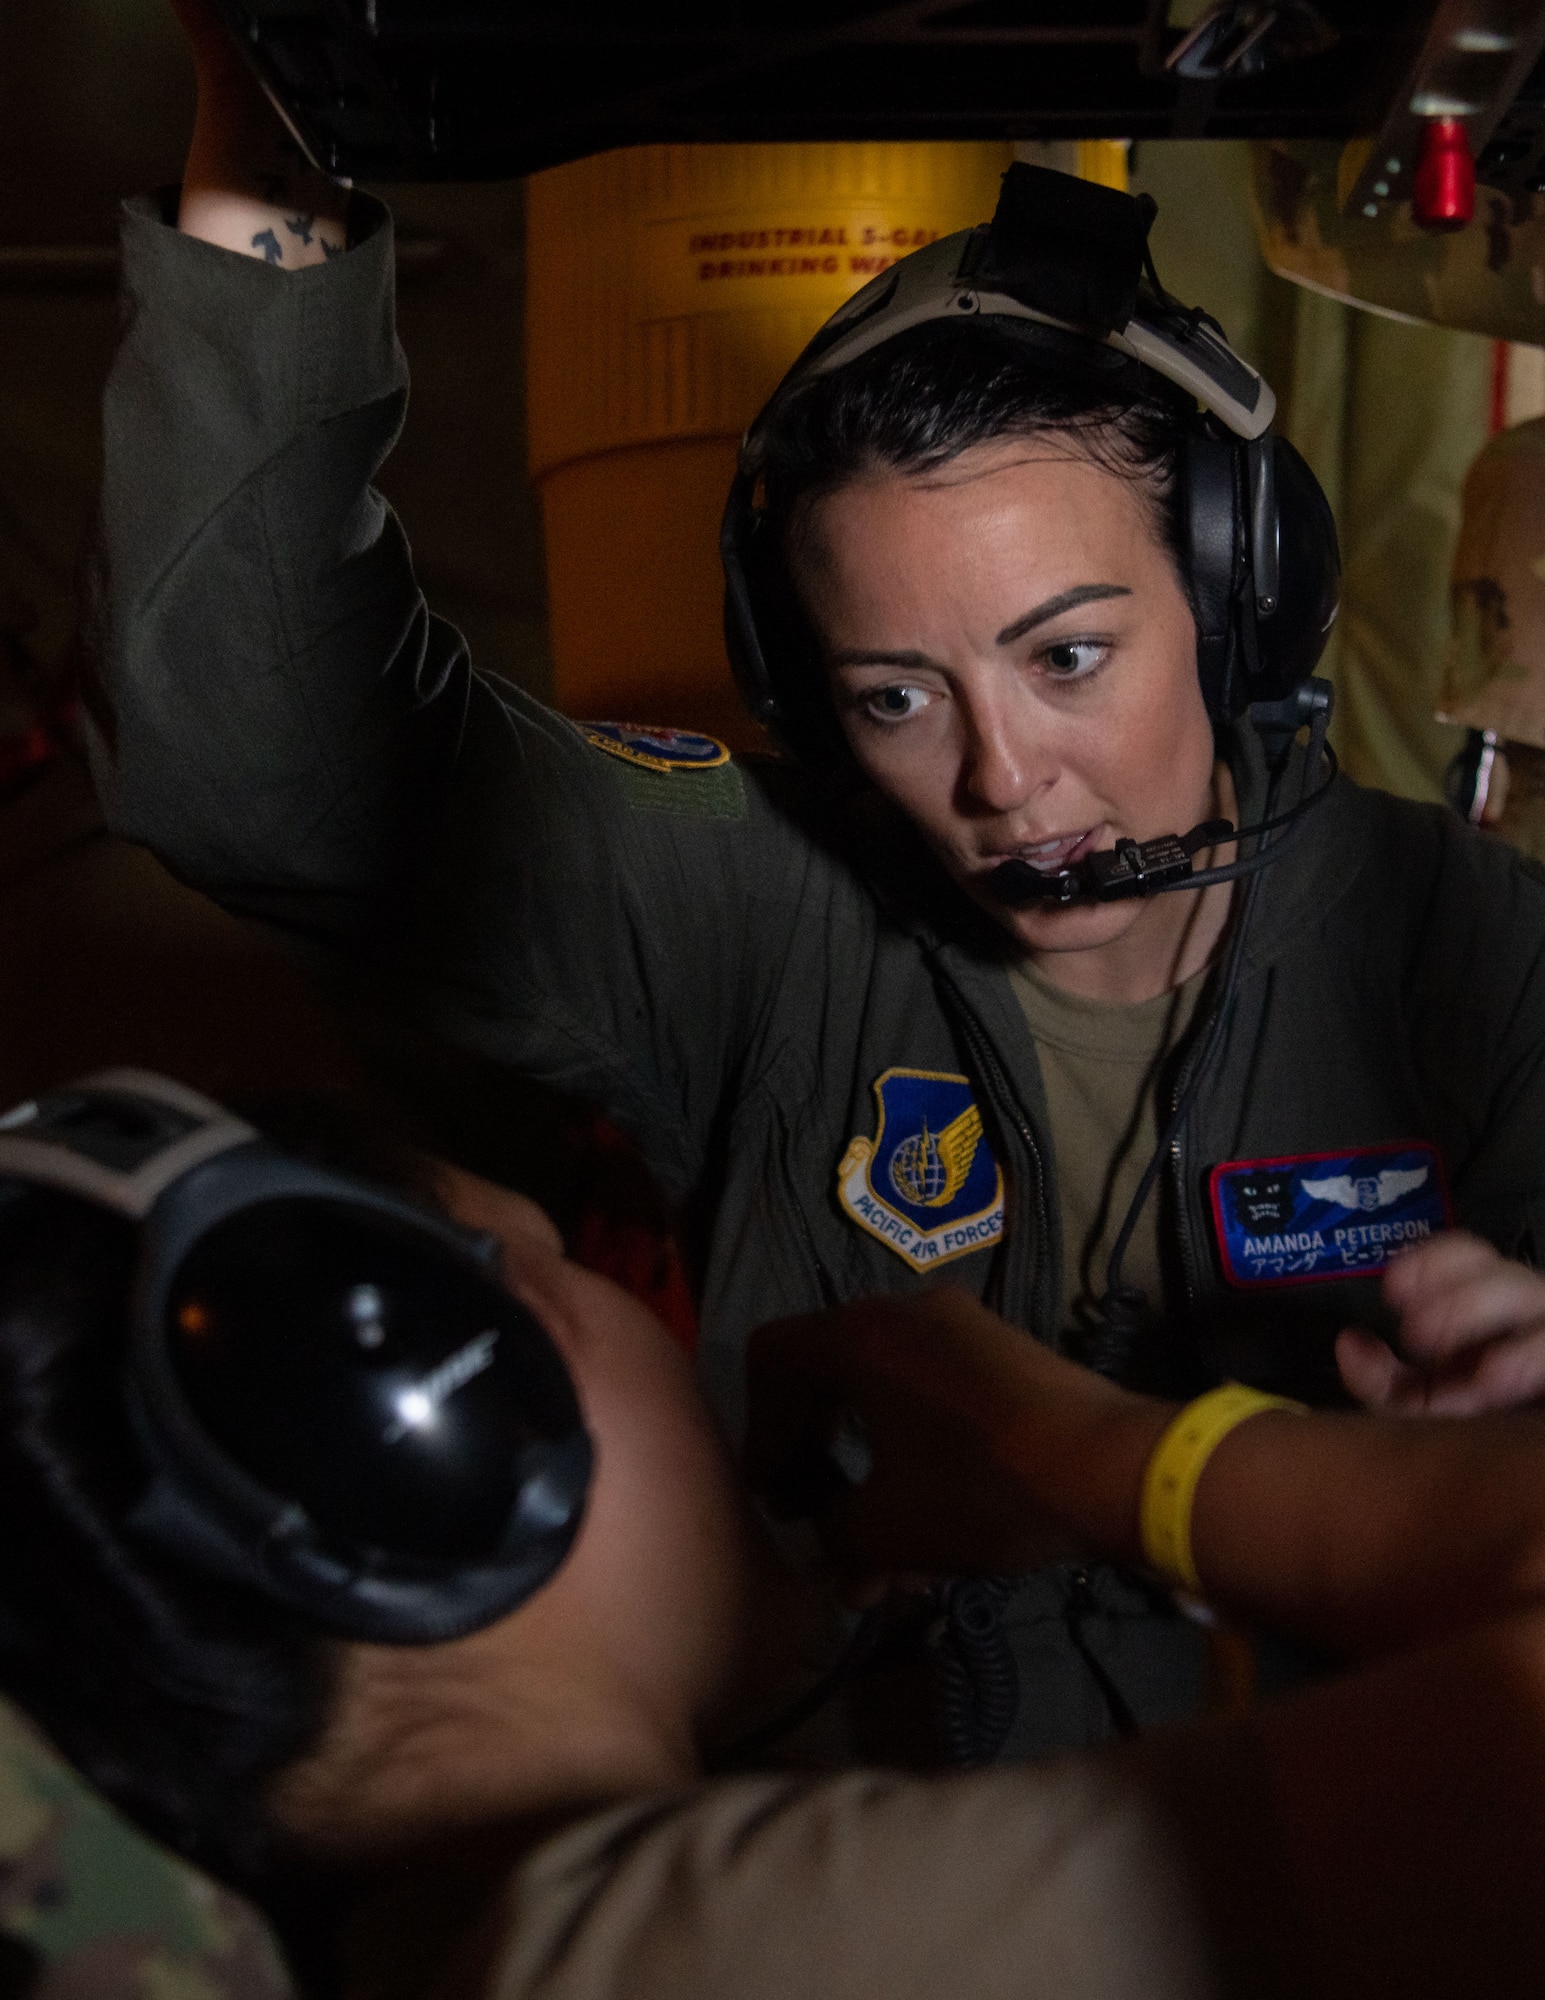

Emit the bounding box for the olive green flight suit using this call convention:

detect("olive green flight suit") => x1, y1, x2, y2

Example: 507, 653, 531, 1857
87, 195, 1545, 1756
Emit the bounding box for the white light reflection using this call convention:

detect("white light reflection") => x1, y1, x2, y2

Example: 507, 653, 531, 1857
394, 1388, 434, 1430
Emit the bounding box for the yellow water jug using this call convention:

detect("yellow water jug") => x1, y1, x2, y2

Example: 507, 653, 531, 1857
526, 142, 1016, 746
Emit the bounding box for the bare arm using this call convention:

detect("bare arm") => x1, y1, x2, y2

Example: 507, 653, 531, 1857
170, 0, 348, 264
745, 1287, 1545, 1659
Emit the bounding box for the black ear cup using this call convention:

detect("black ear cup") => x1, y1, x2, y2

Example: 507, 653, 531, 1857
723, 470, 852, 772
1181, 430, 1341, 725
1263, 435, 1341, 697
0, 1076, 595, 1651
723, 470, 782, 741
130, 1167, 593, 1645
1182, 430, 1240, 723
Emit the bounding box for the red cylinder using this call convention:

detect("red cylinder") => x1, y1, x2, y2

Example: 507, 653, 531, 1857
1412, 117, 1476, 232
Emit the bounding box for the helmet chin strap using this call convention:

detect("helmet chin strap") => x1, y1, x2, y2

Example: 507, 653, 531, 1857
989, 678, 1335, 913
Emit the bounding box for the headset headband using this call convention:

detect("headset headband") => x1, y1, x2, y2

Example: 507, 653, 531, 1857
741, 219, 1276, 478
0, 1069, 256, 1217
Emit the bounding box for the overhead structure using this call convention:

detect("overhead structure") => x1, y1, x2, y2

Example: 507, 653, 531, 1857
1339, 0, 1545, 226
209, 2, 1457, 183
206, 0, 1545, 739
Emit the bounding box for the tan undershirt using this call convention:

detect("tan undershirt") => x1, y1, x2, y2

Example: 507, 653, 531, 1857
1008, 959, 1210, 1334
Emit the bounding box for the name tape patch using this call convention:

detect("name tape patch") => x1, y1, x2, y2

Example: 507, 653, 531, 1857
838, 1068, 1004, 1270
580, 722, 730, 773
1210, 1142, 1451, 1288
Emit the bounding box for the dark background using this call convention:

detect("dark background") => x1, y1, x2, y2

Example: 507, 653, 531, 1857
0, 0, 553, 717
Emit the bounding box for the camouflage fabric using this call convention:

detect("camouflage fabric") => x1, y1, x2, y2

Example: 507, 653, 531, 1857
1251, 138, 1545, 346
0, 1698, 292, 2000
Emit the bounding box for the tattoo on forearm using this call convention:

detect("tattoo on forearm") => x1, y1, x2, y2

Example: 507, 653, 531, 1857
219, 128, 346, 263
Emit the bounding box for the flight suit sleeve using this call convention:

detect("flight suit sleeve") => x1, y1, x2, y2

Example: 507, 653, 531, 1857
87, 196, 814, 1200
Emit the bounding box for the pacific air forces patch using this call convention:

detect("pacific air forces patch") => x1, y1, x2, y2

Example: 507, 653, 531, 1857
1210, 1141, 1451, 1287
580, 721, 730, 773
838, 1068, 1004, 1270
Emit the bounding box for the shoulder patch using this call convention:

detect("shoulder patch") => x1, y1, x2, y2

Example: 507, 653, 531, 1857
838, 1069, 1004, 1269
1209, 1141, 1451, 1287
580, 722, 731, 773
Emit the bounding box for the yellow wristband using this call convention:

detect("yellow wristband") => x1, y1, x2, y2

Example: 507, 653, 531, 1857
1139, 1382, 1307, 1595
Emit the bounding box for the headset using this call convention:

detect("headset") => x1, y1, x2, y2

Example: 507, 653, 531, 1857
721, 161, 1343, 909
0, 1070, 592, 1646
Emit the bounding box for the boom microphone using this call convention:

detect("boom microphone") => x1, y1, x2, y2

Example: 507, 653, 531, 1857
991, 819, 1234, 908
990, 680, 1337, 911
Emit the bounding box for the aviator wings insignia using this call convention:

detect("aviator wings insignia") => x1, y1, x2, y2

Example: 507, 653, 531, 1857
921, 1102, 984, 1208
1299, 1173, 1359, 1208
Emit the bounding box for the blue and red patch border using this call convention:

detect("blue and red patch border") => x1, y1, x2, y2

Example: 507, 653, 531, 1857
1208, 1139, 1453, 1290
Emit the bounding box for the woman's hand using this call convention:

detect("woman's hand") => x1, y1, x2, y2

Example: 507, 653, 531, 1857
744, 1287, 1158, 1585
1338, 1232, 1545, 1415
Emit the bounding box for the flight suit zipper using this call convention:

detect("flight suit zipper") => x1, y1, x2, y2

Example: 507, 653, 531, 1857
1158, 738, 1303, 1313
1166, 1047, 1203, 1313
1161, 893, 1266, 1317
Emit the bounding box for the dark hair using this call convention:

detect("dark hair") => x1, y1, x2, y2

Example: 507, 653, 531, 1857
760, 322, 1197, 588
0, 1180, 335, 1943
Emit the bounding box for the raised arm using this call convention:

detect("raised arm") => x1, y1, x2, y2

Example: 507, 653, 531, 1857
745, 1283, 1545, 1660
86, 8, 799, 1194
88, 5, 457, 943
171, 0, 348, 266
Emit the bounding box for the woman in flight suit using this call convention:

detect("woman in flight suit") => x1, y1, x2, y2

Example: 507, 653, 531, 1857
90, 21, 1545, 1753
